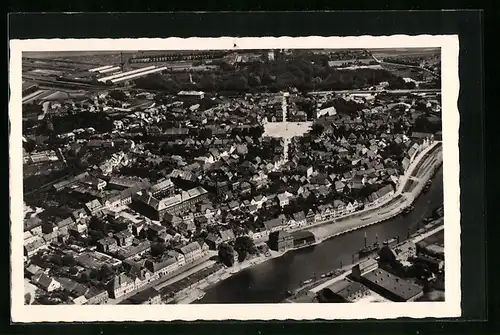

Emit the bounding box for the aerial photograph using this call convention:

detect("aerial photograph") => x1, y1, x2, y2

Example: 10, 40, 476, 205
21, 47, 445, 306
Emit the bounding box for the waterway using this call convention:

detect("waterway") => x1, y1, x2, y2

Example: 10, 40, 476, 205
196, 166, 443, 304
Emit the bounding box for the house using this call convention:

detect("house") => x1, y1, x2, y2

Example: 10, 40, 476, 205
72, 208, 88, 222
125, 287, 162, 305
24, 217, 43, 235
334, 180, 346, 192
228, 200, 240, 211
114, 230, 134, 247
263, 215, 286, 233
379, 241, 417, 263
107, 273, 136, 299
32, 272, 61, 292
97, 237, 119, 253
178, 241, 202, 263
277, 193, 290, 207
146, 224, 167, 241
144, 256, 178, 277
367, 184, 395, 206
84, 198, 103, 215
131, 221, 145, 237
205, 229, 235, 250
305, 209, 316, 224
250, 195, 267, 209
84, 288, 109, 305
167, 250, 186, 267
292, 212, 306, 227
24, 236, 46, 257
268, 230, 294, 252
25, 264, 43, 278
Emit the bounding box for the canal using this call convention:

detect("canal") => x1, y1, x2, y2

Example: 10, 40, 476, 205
197, 166, 443, 304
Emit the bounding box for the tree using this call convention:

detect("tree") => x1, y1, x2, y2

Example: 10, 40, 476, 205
98, 264, 114, 281
24, 293, 32, 305
51, 254, 63, 267
234, 236, 257, 262
218, 243, 235, 267
108, 90, 127, 101
151, 243, 166, 257
62, 254, 76, 267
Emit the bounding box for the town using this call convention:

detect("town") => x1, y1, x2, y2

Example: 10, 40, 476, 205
21, 48, 444, 305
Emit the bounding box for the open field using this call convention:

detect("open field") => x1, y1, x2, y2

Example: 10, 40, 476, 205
369, 48, 440, 57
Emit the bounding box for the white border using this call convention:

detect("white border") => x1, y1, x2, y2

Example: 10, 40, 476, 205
9, 35, 461, 322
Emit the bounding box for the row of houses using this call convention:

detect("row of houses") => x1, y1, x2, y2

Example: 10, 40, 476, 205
107, 241, 209, 299
250, 184, 395, 240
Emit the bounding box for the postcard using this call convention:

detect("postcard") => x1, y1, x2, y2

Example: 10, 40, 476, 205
10, 35, 460, 322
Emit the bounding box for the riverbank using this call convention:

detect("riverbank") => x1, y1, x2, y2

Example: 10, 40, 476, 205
285, 217, 445, 304
180, 144, 442, 304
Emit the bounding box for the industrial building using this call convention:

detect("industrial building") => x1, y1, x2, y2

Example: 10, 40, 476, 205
291, 230, 316, 248
317, 279, 370, 303
98, 66, 121, 74
98, 66, 157, 83
134, 186, 209, 220
360, 268, 424, 302
110, 66, 168, 84
88, 65, 114, 72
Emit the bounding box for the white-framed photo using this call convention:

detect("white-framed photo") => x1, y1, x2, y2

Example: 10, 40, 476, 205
10, 35, 460, 322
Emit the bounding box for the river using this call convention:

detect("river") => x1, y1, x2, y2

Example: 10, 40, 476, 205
196, 166, 443, 304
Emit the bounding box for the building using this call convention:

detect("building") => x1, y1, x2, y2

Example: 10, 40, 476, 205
378, 241, 417, 263
366, 184, 395, 207
84, 288, 109, 305
268, 230, 294, 252
124, 287, 162, 305
32, 272, 61, 292
317, 279, 370, 303
135, 186, 208, 220
107, 273, 136, 299
277, 192, 290, 207
263, 215, 287, 233
413, 254, 445, 273
114, 230, 134, 247
360, 268, 424, 302
351, 257, 379, 280
291, 230, 316, 248
179, 241, 202, 264
144, 256, 178, 277
420, 243, 445, 260
97, 237, 119, 253
205, 229, 235, 250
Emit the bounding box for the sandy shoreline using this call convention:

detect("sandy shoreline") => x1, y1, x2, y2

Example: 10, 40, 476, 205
176, 144, 443, 304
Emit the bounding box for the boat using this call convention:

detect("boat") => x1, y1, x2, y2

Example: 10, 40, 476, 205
358, 243, 380, 257
402, 205, 415, 215
383, 237, 398, 246
197, 292, 206, 300
301, 279, 313, 285
358, 232, 380, 257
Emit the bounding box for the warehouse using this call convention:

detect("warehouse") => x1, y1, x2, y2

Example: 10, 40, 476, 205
291, 230, 316, 248
111, 66, 168, 84
98, 66, 157, 83
360, 268, 424, 302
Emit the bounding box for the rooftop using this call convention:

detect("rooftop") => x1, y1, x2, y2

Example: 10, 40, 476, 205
362, 268, 423, 301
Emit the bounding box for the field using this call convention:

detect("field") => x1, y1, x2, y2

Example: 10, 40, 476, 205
369, 48, 440, 58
